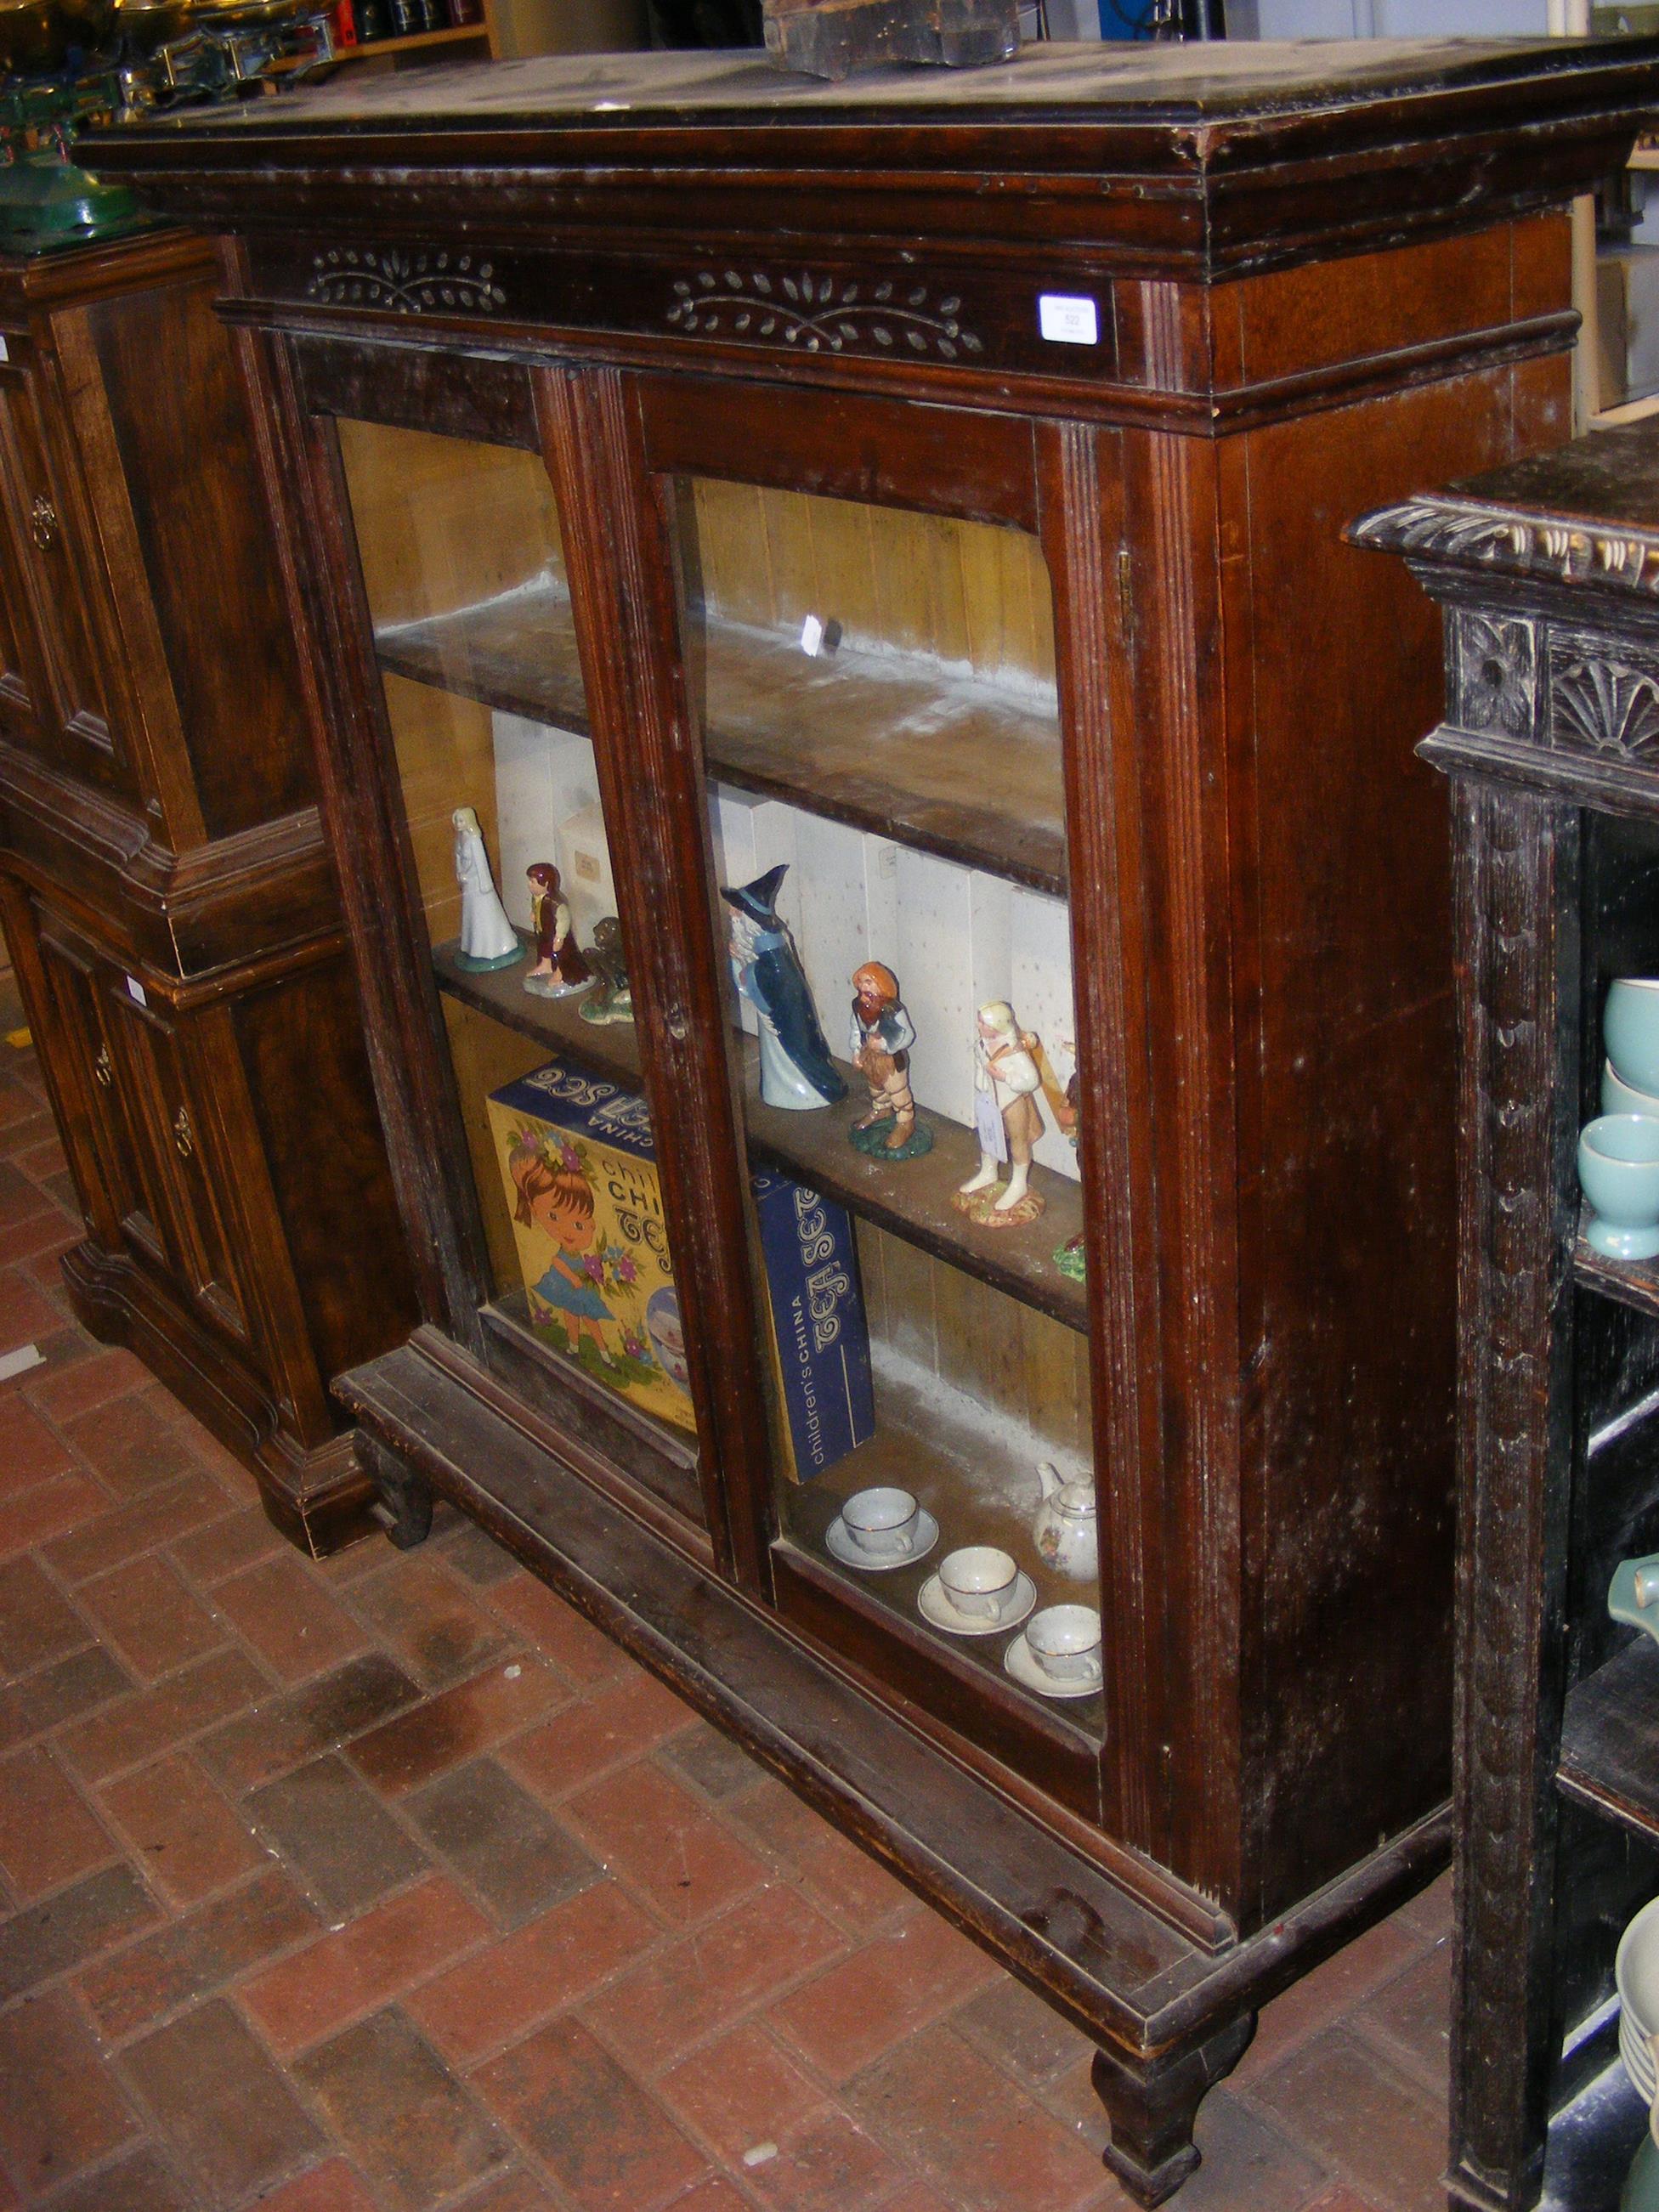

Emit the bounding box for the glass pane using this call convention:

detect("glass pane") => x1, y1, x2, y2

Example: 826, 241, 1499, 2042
337, 420, 699, 1495
676, 473, 1099, 1733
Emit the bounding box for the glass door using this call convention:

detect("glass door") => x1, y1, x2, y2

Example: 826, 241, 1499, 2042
329, 409, 705, 1530
637, 379, 1104, 1810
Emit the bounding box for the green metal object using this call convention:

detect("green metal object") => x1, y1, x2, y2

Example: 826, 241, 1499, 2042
0, 79, 144, 251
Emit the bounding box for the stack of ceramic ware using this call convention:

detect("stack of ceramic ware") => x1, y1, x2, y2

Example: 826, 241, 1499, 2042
1582, 982, 1659, 1263
1617, 1898, 1659, 2209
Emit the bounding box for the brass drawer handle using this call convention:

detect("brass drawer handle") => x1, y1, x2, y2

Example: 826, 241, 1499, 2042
93, 1043, 111, 1088
173, 1105, 193, 1158
29, 495, 55, 551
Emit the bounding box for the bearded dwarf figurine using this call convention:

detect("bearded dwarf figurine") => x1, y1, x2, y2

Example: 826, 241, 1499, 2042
847, 961, 931, 1160
954, 999, 1046, 1227
721, 864, 846, 1112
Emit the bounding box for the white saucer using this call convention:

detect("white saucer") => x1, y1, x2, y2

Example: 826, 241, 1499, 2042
918, 1570, 1035, 1638
1003, 1628, 1102, 1700
824, 1509, 938, 1574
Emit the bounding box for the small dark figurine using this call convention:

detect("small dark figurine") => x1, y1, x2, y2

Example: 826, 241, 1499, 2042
524, 863, 592, 1001
721, 863, 846, 1112
579, 916, 634, 1027
848, 960, 931, 1160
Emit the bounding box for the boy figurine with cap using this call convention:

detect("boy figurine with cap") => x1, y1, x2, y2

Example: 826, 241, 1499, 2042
721, 864, 846, 1112
848, 961, 931, 1159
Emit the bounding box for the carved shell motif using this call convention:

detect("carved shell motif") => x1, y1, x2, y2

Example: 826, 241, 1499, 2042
1549, 653, 1659, 761
304, 248, 506, 316
1458, 613, 1536, 738
667, 270, 983, 360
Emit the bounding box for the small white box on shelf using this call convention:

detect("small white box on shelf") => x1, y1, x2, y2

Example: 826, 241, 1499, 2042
892, 851, 1034, 1132
709, 786, 801, 1036
492, 713, 606, 934
1010, 885, 1079, 1181
558, 800, 616, 943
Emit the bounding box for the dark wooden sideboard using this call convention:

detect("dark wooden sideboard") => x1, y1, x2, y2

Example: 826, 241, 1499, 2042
0, 229, 417, 1552
89, 39, 1659, 2200
1356, 433, 1659, 2212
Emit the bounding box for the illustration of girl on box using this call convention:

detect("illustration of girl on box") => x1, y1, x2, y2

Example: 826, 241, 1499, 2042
508, 1134, 630, 1364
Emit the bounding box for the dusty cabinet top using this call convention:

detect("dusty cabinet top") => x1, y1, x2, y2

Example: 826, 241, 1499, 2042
88, 37, 1659, 276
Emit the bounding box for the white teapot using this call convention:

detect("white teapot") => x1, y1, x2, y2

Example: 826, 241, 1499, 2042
1032, 1461, 1097, 1582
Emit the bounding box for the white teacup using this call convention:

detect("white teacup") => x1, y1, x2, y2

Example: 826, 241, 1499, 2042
1026, 1604, 1102, 1684
841, 1486, 920, 1559
939, 1546, 1019, 1622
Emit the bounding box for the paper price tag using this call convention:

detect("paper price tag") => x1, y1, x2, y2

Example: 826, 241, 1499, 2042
1038, 295, 1099, 347
125, 975, 147, 1007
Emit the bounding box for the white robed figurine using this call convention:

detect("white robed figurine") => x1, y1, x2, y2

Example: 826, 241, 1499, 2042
451, 807, 523, 972
954, 999, 1046, 1225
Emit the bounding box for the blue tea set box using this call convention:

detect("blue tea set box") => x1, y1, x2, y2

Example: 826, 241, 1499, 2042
488, 1059, 874, 1477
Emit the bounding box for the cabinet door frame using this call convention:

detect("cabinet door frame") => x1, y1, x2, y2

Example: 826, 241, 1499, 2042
0, 329, 138, 799
261, 329, 759, 1570
622, 369, 1162, 1830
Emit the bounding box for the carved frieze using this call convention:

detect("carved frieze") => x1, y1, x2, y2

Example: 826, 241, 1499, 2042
304, 249, 507, 316
1547, 637, 1659, 761
1456, 612, 1537, 738
1350, 496, 1659, 598
666, 270, 983, 361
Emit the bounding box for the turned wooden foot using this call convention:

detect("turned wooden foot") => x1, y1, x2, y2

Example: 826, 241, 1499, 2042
361, 1434, 434, 1550
1090, 2013, 1256, 2206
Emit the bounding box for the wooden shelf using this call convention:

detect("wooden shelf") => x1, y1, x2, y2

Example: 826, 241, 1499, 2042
377, 584, 1068, 897
331, 21, 487, 59
432, 935, 1088, 1332
1573, 1205, 1659, 1319
1559, 1634, 1659, 1841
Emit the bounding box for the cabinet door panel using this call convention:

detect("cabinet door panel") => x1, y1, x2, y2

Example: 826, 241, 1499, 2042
0, 349, 135, 796
30, 915, 152, 1253
99, 976, 252, 1346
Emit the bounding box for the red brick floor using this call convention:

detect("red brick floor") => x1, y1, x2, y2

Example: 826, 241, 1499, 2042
0, 1024, 1453, 2212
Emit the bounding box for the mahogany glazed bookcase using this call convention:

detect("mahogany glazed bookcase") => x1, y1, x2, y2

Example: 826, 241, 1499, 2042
92, 39, 1659, 2199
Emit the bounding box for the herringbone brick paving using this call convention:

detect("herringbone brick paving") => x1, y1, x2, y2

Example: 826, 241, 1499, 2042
0, 1018, 1451, 2212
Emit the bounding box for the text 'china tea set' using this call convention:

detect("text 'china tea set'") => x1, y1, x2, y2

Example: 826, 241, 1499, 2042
824, 1465, 1102, 1700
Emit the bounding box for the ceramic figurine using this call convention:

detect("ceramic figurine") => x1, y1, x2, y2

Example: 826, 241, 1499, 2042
721, 863, 846, 1111
954, 999, 1046, 1226
451, 807, 522, 972
524, 862, 592, 1000
1055, 1067, 1084, 1280
1031, 1460, 1097, 1581
848, 961, 931, 1159
579, 916, 634, 1027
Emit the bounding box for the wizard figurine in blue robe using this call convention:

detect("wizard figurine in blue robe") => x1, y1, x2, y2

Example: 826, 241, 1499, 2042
721, 864, 847, 1112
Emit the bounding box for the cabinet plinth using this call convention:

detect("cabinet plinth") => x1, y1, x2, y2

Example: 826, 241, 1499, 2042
90, 38, 1659, 2200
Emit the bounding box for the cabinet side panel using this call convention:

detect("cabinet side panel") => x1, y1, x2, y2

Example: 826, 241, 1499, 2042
78, 279, 314, 840
1233, 361, 1566, 1926
229, 953, 419, 1395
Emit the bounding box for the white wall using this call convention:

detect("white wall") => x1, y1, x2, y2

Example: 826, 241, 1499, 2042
1237, 0, 1549, 30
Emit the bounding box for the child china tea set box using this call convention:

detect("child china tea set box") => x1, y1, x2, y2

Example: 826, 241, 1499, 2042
487, 1061, 875, 1475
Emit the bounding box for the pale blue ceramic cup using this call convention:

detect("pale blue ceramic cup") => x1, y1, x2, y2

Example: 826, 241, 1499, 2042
1604, 1060, 1659, 1118
1579, 1114, 1659, 1260
1605, 979, 1659, 1097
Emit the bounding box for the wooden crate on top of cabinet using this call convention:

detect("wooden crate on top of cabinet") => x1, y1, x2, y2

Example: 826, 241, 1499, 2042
0, 230, 416, 1552
92, 38, 1659, 2199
